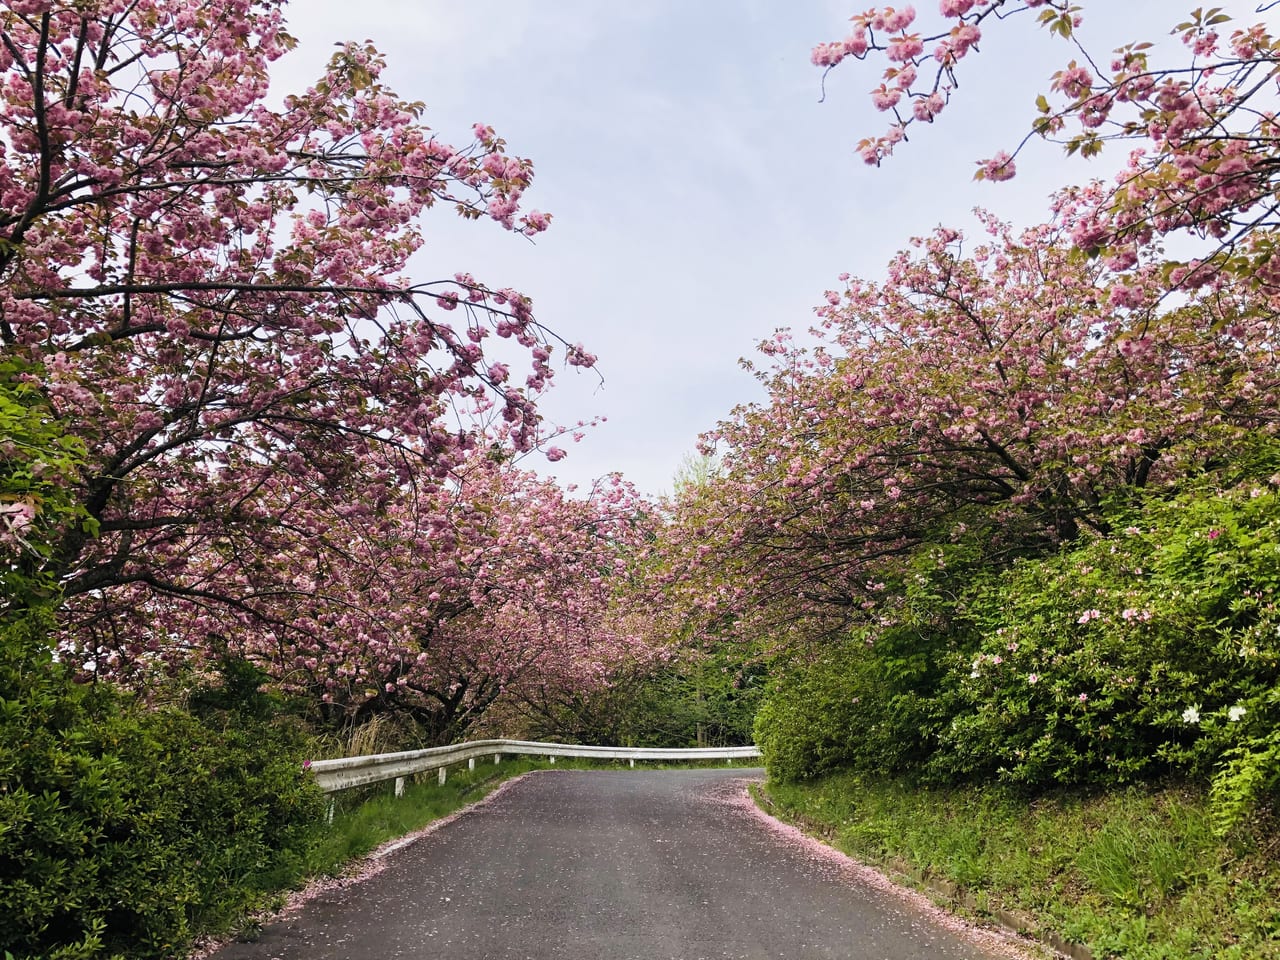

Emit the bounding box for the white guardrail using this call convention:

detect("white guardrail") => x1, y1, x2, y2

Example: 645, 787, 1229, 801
308, 739, 762, 794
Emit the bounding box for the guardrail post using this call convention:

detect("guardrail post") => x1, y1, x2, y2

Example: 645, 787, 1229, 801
548, 755, 555, 764
327, 798, 335, 825
438, 766, 447, 786
395, 776, 405, 797
468, 757, 476, 771
629, 758, 635, 768
494, 753, 501, 764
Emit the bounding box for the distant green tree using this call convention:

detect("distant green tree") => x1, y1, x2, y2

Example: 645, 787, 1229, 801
670, 452, 722, 499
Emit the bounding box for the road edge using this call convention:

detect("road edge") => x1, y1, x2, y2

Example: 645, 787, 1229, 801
742, 780, 1077, 960
188, 770, 544, 959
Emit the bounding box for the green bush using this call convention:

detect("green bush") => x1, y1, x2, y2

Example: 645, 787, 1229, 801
756, 446, 1280, 829
0, 357, 95, 612
0, 621, 325, 960
754, 648, 861, 782
931, 466, 1280, 806
518, 647, 766, 748
754, 525, 993, 783
754, 627, 946, 782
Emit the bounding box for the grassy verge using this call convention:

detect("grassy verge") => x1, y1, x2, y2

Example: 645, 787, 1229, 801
304, 757, 548, 875
759, 772, 1280, 960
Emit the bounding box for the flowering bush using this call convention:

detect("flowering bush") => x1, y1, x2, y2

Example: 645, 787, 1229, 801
752, 442, 1280, 830
933, 448, 1280, 804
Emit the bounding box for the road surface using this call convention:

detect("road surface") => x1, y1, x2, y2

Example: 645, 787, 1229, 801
210, 768, 1035, 960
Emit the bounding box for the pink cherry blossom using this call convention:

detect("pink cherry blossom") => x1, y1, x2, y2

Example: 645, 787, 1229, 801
886, 34, 925, 62
809, 4, 1280, 289
881, 6, 917, 32
871, 85, 904, 111
978, 151, 1017, 181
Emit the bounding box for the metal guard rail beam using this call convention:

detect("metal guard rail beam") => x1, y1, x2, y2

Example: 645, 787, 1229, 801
308, 739, 762, 793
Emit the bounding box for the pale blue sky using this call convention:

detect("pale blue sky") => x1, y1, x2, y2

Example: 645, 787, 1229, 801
277, 1, 1268, 497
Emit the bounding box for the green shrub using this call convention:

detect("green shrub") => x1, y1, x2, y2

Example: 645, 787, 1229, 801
754, 648, 862, 782
0, 622, 325, 960
754, 525, 996, 784
0, 357, 96, 613
756, 445, 1280, 824
754, 627, 946, 781
931, 466, 1280, 802
1210, 713, 1280, 836
517, 647, 767, 748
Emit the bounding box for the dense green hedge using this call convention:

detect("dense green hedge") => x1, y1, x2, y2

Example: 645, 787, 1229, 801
755, 451, 1280, 829
753, 626, 946, 782
0, 613, 325, 960
934, 474, 1280, 796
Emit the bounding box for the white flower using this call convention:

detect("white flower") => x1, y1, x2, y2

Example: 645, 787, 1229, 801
1182, 705, 1201, 724
1228, 705, 1247, 722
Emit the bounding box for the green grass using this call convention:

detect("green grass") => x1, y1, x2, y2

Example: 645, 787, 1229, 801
759, 773, 1280, 960
305, 757, 548, 874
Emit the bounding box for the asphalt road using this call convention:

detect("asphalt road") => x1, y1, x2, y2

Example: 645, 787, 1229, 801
210, 769, 1031, 960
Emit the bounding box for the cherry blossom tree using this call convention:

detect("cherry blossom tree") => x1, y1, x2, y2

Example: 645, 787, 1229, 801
268, 465, 656, 741
680, 215, 1278, 644
0, 2, 597, 639
0, 1, 663, 748
63, 441, 657, 741
812, 2, 1280, 287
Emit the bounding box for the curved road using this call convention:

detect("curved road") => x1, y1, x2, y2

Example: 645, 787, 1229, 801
212, 769, 1033, 960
